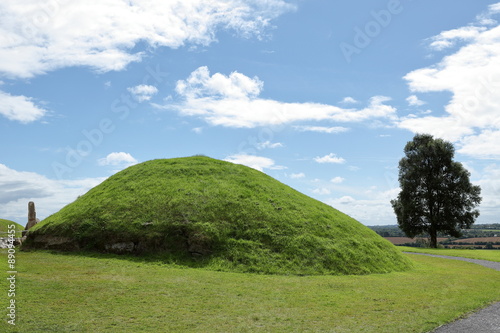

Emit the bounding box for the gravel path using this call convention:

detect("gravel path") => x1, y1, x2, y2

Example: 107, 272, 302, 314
404, 252, 500, 332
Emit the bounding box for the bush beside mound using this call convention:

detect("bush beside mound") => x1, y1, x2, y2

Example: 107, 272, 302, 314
25, 156, 413, 275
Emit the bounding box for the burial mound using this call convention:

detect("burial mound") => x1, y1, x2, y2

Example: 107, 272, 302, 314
25, 156, 412, 275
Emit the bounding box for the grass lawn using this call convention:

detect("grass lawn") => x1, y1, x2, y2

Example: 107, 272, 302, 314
1, 251, 500, 332
399, 246, 500, 263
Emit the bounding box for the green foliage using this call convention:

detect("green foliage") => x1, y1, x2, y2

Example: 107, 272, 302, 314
369, 225, 405, 237
464, 223, 500, 237
391, 134, 482, 248
26, 156, 412, 275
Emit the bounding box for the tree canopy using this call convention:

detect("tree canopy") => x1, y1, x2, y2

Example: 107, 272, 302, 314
391, 134, 482, 248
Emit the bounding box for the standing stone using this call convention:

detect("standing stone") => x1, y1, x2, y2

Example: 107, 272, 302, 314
23, 201, 39, 237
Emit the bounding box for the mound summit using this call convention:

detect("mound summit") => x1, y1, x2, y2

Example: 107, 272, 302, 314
26, 156, 412, 275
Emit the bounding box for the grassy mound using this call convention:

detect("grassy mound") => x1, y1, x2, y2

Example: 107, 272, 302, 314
26, 156, 412, 275
0, 218, 23, 237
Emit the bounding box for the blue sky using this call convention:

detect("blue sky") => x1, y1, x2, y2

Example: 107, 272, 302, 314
1, 0, 500, 226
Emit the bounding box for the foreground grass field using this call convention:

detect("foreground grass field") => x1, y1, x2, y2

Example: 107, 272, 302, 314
399, 246, 500, 262
1, 251, 500, 332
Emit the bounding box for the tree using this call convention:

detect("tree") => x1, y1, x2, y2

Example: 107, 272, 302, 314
391, 134, 482, 248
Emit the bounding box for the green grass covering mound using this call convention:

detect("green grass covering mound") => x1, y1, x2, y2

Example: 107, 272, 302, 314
0, 218, 23, 237
26, 156, 412, 275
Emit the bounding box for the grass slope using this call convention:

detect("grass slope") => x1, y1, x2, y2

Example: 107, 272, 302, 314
0, 219, 23, 237
1, 251, 499, 332
26, 156, 412, 275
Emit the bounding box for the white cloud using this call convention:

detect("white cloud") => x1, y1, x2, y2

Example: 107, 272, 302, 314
290, 172, 305, 179
397, 116, 474, 142
428, 26, 487, 50
477, 3, 500, 25
400, 5, 500, 155
192, 127, 203, 134
257, 141, 283, 149
0, 163, 105, 222
458, 130, 500, 159
176, 66, 264, 100
336, 196, 356, 204
0, 90, 47, 123
339, 97, 359, 104
127, 85, 158, 102
0, 0, 294, 79
312, 188, 331, 195
167, 66, 397, 128
326, 188, 401, 225
314, 153, 346, 164
490, 2, 500, 14
293, 125, 349, 134
331, 176, 345, 184
466, 163, 500, 223
224, 154, 285, 172
406, 95, 426, 106
98, 152, 138, 167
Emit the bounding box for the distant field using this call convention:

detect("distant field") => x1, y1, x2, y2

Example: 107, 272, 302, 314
465, 228, 500, 233
448, 245, 500, 249
1, 251, 500, 332
449, 237, 500, 243
384, 237, 447, 245
443, 237, 500, 249
385, 237, 415, 244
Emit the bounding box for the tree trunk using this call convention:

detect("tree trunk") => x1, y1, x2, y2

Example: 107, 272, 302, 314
429, 230, 438, 248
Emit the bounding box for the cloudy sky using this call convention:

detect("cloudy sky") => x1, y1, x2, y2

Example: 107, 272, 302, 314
1, 0, 499, 226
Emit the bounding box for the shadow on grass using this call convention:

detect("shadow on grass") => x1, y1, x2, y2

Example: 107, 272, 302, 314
19, 247, 211, 270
